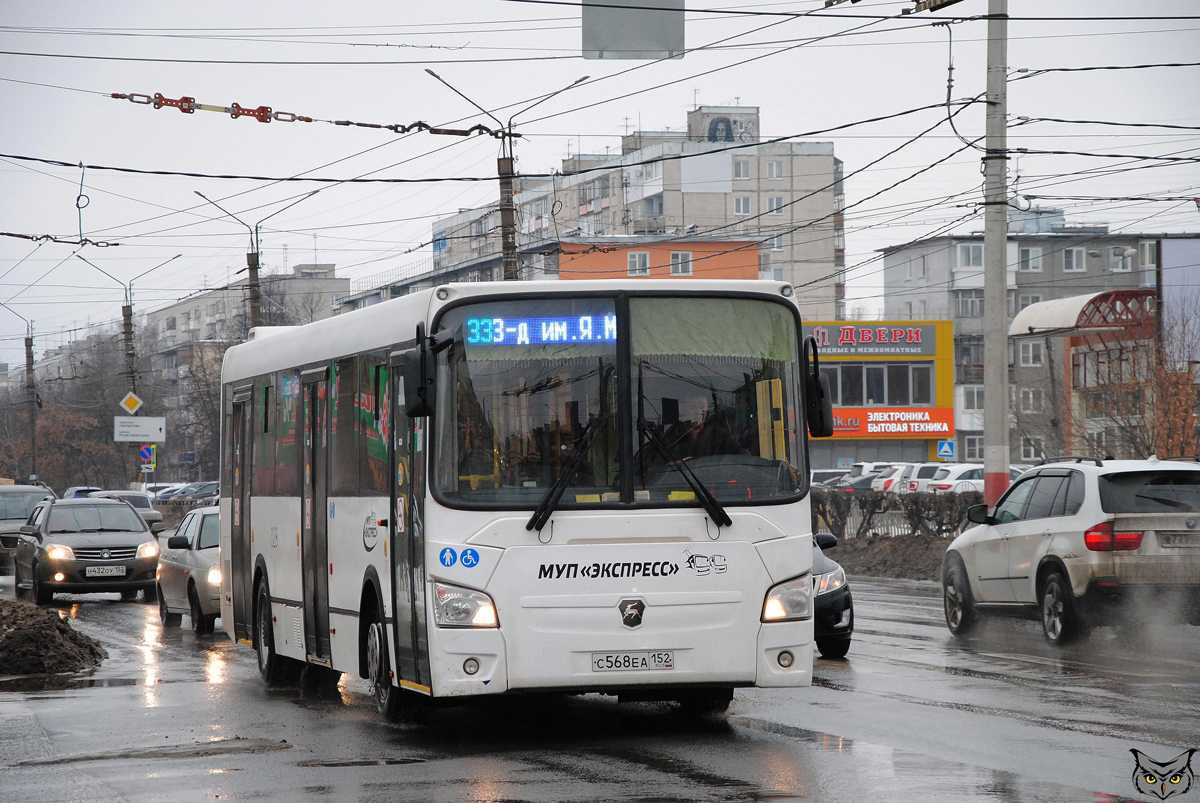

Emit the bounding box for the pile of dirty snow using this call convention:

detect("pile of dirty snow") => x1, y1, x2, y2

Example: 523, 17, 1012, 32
0, 599, 107, 674
830, 533, 947, 583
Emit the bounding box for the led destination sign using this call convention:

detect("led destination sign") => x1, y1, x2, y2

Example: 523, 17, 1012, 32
465, 315, 617, 346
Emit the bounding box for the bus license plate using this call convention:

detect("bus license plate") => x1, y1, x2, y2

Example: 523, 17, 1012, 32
591, 651, 673, 672
85, 565, 126, 577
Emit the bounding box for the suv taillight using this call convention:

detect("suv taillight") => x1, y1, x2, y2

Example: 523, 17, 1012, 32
1084, 522, 1144, 551
932, 483, 952, 491
909, 481, 918, 490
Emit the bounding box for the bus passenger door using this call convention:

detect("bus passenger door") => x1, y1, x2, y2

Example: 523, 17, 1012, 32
229, 392, 254, 642
301, 374, 332, 661
390, 366, 427, 685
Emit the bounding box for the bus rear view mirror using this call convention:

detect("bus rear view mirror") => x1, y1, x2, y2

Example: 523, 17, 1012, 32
803, 336, 834, 438
403, 323, 455, 418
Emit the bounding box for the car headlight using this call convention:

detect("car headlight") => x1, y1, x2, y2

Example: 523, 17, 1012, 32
813, 566, 846, 596
207, 565, 222, 586
432, 582, 498, 627
136, 540, 160, 559
762, 574, 813, 622
45, 544, 75, 561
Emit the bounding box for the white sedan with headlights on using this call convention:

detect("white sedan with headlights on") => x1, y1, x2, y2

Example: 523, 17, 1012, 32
156, 506, 221, 635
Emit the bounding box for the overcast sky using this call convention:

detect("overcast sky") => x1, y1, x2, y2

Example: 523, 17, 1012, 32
1, 0, 1197, 367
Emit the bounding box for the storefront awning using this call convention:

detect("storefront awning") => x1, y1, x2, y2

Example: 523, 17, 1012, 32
1008, 289, 1156, 338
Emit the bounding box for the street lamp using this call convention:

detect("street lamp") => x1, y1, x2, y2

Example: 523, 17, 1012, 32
424, 72, 589, 281
194, 190, 320, 328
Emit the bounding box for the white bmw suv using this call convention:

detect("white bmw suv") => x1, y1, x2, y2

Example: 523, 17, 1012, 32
942, 456, 1200, 645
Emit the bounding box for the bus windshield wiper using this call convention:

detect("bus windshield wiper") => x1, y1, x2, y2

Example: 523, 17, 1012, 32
638, 419, 732, 529
526, 415, 605, 532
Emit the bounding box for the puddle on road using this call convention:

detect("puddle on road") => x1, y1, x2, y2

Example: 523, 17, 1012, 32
12, 737, 292, 766
298, 757, 427, 767
0, 674, 143, 692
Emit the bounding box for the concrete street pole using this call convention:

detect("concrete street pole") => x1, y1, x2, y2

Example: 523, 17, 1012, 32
25, 333, 37, 482
982, 0, 1010, 507
498, 153, 519, 281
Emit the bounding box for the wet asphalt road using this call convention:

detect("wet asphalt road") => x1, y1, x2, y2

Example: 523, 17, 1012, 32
2, 574, 1196, 803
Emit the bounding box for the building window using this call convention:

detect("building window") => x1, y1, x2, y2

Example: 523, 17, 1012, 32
1064, 247, 1085, 272
1020, 341, 1044, 367
959, 244, 983, 267
956, 289, 985, 317
628, 251, 649, 277
1019, 294, 1042, 311
1019, 247, 1042, 272
1021, 436, 1044, 461
165, 316, 176, 331
733, 160, 750, 179
773, 268, 783, 281
767, 160, 784, 179
1020, 388, 1042, 412
964, 435, 983, 461
1139, 240, 1158, 268
734, 196, 751, 215
962, 385, 984, 411
770, 234, 784, 251
670, 251, 692, 276
768, 197, 785, 215
821, 362, 935, 407
907, 256, 927, 280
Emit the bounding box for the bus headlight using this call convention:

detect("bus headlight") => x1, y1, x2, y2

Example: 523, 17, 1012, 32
136, 540, 160, 559
433, 582, 498, 628
813, 566, 846, 596
207, 566, 222, 586
45, 544, 74, 561
762, 574, 813, 622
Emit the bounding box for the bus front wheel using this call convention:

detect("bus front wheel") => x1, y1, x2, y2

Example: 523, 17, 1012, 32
255, 579, 301, 686
366, 619, 426, 723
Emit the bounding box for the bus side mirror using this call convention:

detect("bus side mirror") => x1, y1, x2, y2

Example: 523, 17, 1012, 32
403, 347, 431, 418
403, 323, 455, 419
804, 336, 834, 438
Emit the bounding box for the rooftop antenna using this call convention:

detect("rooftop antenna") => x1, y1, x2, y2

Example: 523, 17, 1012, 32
693, 88, 699, 109
282, 243, 289, 271
312, 234, 318, 264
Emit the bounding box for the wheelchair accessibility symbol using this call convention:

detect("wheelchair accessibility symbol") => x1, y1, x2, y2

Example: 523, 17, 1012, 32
461, 548, 480, 568
439, 548, 457, 567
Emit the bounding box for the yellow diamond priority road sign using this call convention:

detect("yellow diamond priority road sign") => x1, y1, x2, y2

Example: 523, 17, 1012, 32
119, 392, 144, 415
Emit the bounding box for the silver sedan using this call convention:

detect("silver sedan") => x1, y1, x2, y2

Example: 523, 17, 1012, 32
156, 506, 221, 634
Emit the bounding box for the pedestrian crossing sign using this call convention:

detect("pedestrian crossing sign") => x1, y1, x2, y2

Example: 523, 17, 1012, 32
937, 440, 955, 459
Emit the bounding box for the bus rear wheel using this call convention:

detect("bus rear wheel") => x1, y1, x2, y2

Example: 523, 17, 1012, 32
255, 579, 301, 685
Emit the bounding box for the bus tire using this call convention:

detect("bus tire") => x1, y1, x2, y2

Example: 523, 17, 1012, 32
255, 578, 302, 686
366, 619, 404, 721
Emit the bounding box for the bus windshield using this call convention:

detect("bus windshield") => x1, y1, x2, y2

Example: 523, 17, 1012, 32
434, 294, 804, 508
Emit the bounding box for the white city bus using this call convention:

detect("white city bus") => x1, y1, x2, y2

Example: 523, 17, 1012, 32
219, 279, 833, 719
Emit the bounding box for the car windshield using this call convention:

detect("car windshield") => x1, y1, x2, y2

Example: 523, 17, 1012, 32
434, 294, 804, 508
0, 491, 52, 521
47, 504, 145, 533
1099, 470, 1200, 513
196, 514, 219, 549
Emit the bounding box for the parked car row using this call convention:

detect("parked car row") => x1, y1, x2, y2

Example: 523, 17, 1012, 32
813, 462, 1034, 495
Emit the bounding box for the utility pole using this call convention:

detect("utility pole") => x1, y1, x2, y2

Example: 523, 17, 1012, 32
497, 154, 519, 281
982, 0, 1010, 506
25, 331, 36, 482
425, 71, 588, 283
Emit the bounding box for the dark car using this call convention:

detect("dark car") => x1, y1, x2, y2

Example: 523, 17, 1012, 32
157, 482, 207, 501
819, 472, 883, 493
13, 497, 164, 605
0, 485, 57, 573
813, 531, 853, 658
173, 481, 219, 504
